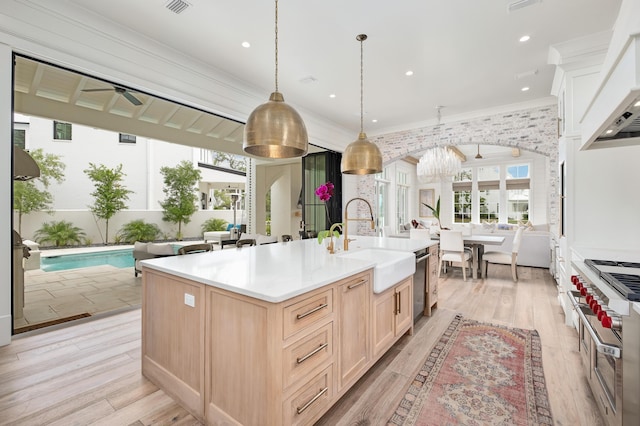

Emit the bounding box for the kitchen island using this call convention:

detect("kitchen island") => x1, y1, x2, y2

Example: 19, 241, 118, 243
140, 237, 436, 425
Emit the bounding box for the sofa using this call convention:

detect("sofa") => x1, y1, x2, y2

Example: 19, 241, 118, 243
132, 241, 176, 276
204, 224, 245, 244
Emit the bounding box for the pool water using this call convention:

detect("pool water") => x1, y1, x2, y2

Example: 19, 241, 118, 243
41, 249, 135, 272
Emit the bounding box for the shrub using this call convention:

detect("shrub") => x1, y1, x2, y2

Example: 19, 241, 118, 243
201, 218, 228, 233
34, 220, 86, 247
117, 219, 161, 243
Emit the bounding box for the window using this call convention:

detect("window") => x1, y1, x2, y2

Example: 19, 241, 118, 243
449, 163, 532, 224
13, 129, 25, 149
375, 167, 391, 233
453, 168, 472, 223
478, 166, 499, 221
53, 121, 72, 140
506, 164, 530, 223
396, 171, 409, 228
119, 133, 136, 144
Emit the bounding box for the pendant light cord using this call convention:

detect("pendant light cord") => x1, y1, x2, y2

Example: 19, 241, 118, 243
358, 34, 366, 134
274, 0, 279, 93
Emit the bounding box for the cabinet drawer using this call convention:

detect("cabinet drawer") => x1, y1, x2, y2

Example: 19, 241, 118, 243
283, 289, 333, 339
283, 322, 333, 390
283, 365, 334, 426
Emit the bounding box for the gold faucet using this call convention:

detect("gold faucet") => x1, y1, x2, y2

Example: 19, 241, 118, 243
343, 197, 375, 251
327, 223, 343, 254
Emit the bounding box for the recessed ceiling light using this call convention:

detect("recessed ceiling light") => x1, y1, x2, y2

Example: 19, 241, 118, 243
405, 70, 414, 76
605, 129, 614, 134
329, 94, 336, 98
372, 119, 378, 123
521, 86, 530, 92
635, 100, 640, 107
519, 35, 530, 42
241, 41, 250, 48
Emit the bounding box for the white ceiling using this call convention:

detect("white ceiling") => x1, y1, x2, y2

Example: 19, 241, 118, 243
67, 0, 621, 137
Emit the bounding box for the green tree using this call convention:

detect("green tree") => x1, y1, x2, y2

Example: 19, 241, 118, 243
212, 189, 232, 209
159, 160, 202, 240
13, 148, 66, 235
84, 163, 132, 244
209, 151, 247, 172
34, 220, 85, 247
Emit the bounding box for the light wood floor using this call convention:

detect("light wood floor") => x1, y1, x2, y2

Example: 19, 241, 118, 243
0, 265, 604, 425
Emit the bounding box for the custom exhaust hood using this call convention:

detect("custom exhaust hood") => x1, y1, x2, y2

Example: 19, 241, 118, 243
13, 146, 40, 181
581, 24, 640, 150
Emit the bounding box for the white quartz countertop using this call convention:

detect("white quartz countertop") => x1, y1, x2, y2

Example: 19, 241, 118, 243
141, 236, 437, 303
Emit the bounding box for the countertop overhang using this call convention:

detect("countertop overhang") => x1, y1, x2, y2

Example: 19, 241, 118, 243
141, 236, 436, 303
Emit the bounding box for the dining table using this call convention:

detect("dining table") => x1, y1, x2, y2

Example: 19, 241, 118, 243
430, 234, 506, 279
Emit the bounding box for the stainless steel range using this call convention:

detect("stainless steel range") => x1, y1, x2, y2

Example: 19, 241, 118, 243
568, 258, 640, 426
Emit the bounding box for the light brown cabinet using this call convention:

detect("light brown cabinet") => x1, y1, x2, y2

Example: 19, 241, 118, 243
337, 274, 370, 391
425, 243, 439, 316
373, 276, 412, 358
142, 266, 412, 425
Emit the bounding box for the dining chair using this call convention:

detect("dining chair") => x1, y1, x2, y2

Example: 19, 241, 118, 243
177, 243, 213, 255
438, 230, 473, 281
236, 239, 256, 248
482, 226, 524, 282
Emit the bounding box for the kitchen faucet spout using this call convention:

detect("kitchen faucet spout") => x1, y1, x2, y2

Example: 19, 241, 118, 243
343, 197, 375, 251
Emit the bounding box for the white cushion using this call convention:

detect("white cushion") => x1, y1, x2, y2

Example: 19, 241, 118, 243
483, 251, 512, 264
239, 232, 258, 241
147, 243, 175, 255
257, 235, 278, 245
134, 241, 148, 252
481, 221, 496, 233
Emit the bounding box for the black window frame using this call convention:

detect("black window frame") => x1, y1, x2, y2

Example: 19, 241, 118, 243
53, 121, 72, 140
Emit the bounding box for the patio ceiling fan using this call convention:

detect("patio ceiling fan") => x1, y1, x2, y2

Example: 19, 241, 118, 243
82, 85, 143, 106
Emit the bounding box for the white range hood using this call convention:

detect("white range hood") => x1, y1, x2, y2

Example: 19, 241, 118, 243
581, 2, 640, 150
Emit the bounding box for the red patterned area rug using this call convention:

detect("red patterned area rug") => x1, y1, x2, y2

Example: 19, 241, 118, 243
388, 315, 553, 425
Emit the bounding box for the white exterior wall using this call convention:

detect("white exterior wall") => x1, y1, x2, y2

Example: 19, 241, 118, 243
23, 115, 195, 211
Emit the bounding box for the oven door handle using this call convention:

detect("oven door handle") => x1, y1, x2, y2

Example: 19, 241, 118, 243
567, 291, 621, 359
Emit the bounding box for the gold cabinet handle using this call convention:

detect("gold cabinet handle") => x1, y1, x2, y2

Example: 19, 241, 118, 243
296, 343, 328, 364
296, 303, 328, 320
296, 387, 328, 415
394, 292, 399, 315
397, 291, 401, 314
347, 279, 366, 290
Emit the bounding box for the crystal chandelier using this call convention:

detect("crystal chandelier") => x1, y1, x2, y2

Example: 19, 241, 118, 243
417, 147, 462, 183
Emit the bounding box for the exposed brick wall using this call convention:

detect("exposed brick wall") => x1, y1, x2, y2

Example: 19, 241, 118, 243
354, 104, 558, 234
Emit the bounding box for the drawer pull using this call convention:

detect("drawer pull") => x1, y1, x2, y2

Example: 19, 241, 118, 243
347, 279, 366, 290
296, 342, 328, 364
296, 303, 328, 320
296, 387, 328, 415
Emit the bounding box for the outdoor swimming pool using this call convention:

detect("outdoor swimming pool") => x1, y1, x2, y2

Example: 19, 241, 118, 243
41, 249, 135, 272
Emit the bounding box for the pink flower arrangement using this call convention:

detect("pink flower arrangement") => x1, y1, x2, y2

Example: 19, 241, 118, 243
315, 181, 335, 224
315, 181, 334, 202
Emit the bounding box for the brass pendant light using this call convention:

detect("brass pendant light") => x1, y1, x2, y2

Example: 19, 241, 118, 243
243, 0, 308, 159
341, 34, 382, 175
